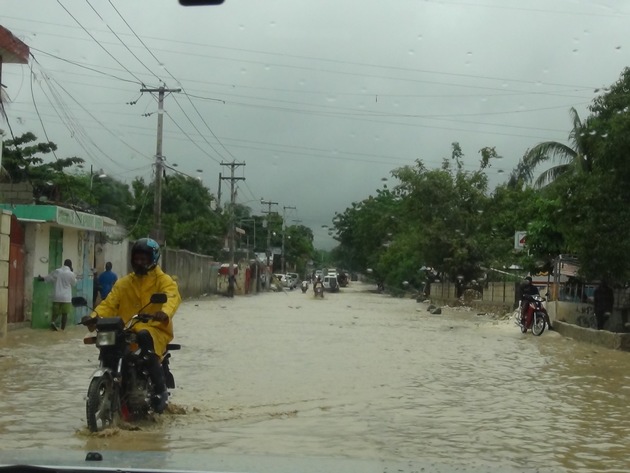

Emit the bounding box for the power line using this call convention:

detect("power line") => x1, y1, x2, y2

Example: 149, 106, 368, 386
164, 110, 222, 165
30, 47, 141, 85
32, 61, 128, 171
23, 47, 592, 102
106, 0, 238, 162
85, 0, 163, 84
29, 61, 85, 219
170, 93, 228, 162
4, 14, 604, 90
56, 0, 151, 86
107, 0, 166, 72
29, 55, 154, 162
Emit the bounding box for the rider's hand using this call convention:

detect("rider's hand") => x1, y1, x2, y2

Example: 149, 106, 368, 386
153, 311, 169, 324
81, 315, 97, 331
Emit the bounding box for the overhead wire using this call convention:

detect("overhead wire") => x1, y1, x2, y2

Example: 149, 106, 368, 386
30, 47, 140, 85
35, 63, 155, 162
106, 0, 240, 161
29, 60, 85, 218
4, 14, 603, 90
23, 47, 593, 102
169, 93, 226, 163
85, 0, 163, 84
55, 0, 150, 86
163, 109, 223, 165
30, 59, 121, 170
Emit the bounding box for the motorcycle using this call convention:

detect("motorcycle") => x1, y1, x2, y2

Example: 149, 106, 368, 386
313, 283, 324, 298
301, 280, 309, 293
74, 293, 180, 432
515, 294, 551, 336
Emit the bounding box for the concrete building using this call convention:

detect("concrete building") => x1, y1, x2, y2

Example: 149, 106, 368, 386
0, 204, 113, 331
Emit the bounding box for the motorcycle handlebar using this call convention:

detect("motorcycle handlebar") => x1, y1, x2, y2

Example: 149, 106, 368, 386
133, 313, 156, 323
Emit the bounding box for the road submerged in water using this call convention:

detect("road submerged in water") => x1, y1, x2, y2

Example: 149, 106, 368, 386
1, 282, 629, 472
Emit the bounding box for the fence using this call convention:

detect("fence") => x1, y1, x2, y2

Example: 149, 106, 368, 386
162, 248, 217, 299
429, 281, 517, 312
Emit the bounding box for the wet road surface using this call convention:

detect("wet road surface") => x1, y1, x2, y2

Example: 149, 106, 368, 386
2, 282, 630, 472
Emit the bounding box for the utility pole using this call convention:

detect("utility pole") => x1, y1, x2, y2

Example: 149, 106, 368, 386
140, 85, 181, 245
281, 205, 296, 274
216, 173, 222, 210
261, 199, 278, 271
220, 161, 246, 297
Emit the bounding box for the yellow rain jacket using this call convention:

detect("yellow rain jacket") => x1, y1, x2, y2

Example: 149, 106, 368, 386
91, 265, 181, 357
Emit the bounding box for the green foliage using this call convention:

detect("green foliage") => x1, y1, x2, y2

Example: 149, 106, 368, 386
128, 175, 225, 256
1, 132, 86, 204
284, 224, 315, 275
330, 68, 630, 288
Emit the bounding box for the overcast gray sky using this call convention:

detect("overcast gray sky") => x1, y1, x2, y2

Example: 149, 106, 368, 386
2, 0, 629, 249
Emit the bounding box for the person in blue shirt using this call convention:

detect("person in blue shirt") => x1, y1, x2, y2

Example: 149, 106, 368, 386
97, 262, 118, 301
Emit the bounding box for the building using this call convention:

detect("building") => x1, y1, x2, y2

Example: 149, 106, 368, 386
0, 204, 115, 331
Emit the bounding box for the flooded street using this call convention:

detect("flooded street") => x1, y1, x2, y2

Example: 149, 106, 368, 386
2, 282, 630, 471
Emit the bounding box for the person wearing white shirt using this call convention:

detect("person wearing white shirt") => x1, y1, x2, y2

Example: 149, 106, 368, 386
38, 259, 77, 331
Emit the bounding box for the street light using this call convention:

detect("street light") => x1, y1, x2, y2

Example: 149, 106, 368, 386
90, 168, 106, 190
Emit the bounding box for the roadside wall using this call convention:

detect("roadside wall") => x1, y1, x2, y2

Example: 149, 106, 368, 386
554, 321, 630, 351
0, 211, 9, 337
430, 281, 517, 314
162, 248, 216, 299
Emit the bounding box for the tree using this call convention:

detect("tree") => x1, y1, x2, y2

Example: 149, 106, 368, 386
128, 175, 225, 256
332, 185, 402, 274
1, 132, 85, 204
284, 224, 315, 275
521, 107, 596, 187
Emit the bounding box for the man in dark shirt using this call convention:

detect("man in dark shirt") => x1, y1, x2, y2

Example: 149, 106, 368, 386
593, 281, 614, 330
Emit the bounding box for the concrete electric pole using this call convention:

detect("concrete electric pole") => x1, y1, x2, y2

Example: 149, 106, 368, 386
261, 199, 278, 270
220, 161, 245, 296
281, 205, 296, 274
140, 85, 181, 245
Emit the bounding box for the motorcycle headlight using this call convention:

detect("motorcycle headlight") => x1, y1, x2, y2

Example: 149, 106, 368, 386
96, 331, 117, 347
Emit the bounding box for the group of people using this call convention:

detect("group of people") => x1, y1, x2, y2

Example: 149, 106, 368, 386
39, 260, 118, 331
39, 238, 182, 413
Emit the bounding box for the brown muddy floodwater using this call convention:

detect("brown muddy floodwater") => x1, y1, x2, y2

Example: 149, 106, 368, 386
1, 282, 630, 472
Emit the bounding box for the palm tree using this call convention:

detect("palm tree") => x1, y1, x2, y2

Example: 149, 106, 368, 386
522, 107, 594, 187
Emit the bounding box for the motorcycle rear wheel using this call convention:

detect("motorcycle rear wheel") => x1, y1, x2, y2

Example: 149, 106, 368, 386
531, 312, 546, 336
86, 375, 117, 432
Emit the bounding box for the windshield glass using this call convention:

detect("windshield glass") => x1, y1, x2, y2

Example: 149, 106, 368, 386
2, 1, 630, 472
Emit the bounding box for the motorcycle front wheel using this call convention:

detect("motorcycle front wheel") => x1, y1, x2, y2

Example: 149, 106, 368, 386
86, 375, 118, 432
531, 312, 547, 336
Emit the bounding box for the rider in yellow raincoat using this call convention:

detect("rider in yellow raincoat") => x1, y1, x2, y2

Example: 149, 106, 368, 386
84, 238, 181, 412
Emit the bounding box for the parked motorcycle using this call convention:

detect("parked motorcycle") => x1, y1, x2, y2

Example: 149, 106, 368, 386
515, 294, 551, 336
301, 280, 309, 293
74, 293, 180, 432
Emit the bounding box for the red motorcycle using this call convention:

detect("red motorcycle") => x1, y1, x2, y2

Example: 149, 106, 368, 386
516, 294, 551, 336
